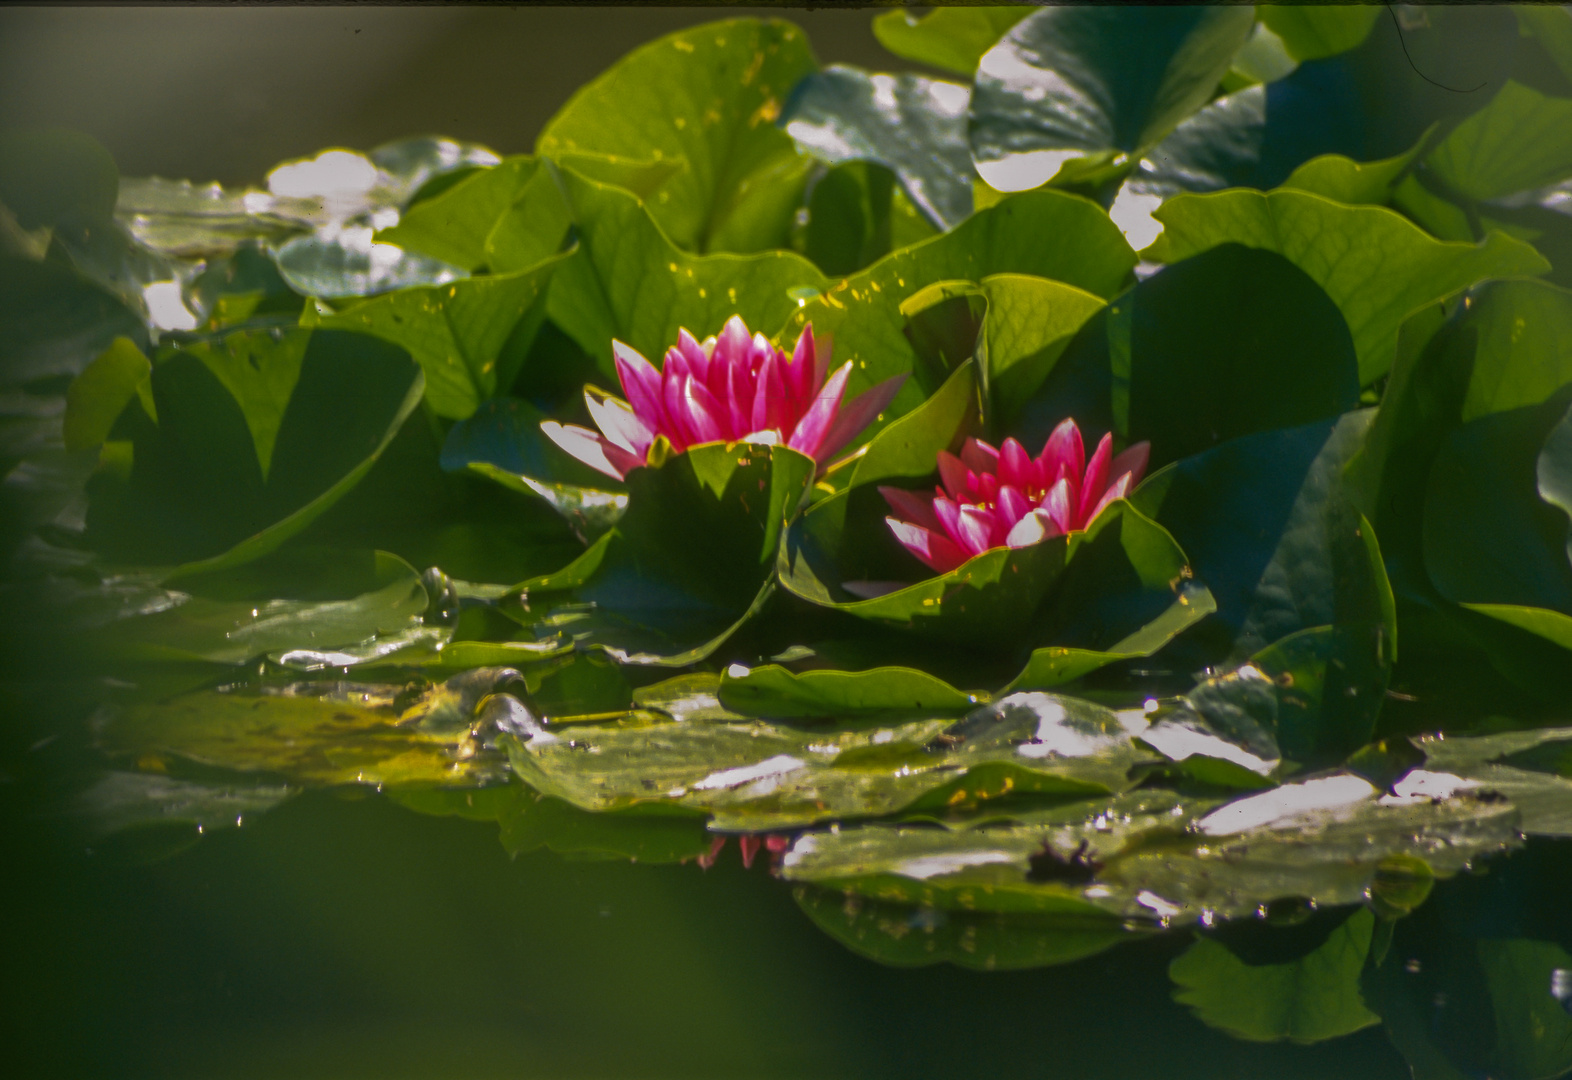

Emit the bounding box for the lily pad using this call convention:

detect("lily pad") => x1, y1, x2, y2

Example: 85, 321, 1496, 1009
778, 770, 1522, 924
315, 248, 570, 419
969, 6, 1254, 192
1426, 81, 1572, 204
82, 327, 424, 575
536, 18, 817, 255
776, 187, 1135, 430
782, 66, 974, 230
503, 688, 1158, 831
1169, 907, 1381, 1043
870, 7, 1032, 79
1145, 188, 1550, 384
717, 663, 983, 720
541, 169, 827, 382
1259, 6, 1381, 63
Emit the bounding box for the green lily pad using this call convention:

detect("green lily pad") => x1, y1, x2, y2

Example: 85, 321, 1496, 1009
373, 156, 564, 272
503, 688, 1158, 831
82, 327, 424, 576
315, 249, 570, 420
778, 769, 1522, 924
536, 18, 816, 255
717, 663, 984, 719
793, 882, 1139, 971
0, 254, 146, 389
97, 672, 512, 788
1145, 188, 1550, 384
782, 66, 974, 230
1169, 907, 1381, 1044
969, 6, 1254, 191
795, 160, 896, 277
1112, 243, 1360, 467
62, 336, 152, 452
541, 168, 828, 382
1281, 136, 1431, 207
1426, 81, 1572, 204
870, 6, 1032, 79
776, 187, 1134, 432
1259, 6, 1380, 63
88, 548, 435, 667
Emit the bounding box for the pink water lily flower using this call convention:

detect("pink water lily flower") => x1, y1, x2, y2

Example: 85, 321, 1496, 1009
543, 315, 906, 481
879, 420, 1150, 576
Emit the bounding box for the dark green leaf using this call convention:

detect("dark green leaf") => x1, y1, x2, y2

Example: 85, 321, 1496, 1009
63, 336, 151, 452
0, 127, 118, 229
1117, 243, 1360, 467
84, 327, 424, 574
718, 663, 983, 719
798, 161, 894, 277
782, 66, 974, 230
536, 18, 817, 254
1169, 908, 1381, 1043
969, 6, 1254, 191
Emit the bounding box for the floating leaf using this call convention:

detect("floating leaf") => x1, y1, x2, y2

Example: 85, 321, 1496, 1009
83, 327, 424, 575
541, 169, 827, 381
273, 227, 468, 301
1426, 81, 1572, 203
870, 6, 1032, 78
717, 663, 983, 719
316, 249, 570, 419
537, 18, 817, 255
1169, 907, 1381, 1044
777, 188, 1134, 429
1145, 188, 1550, 384
969, 6, 1254, 192
503, 689, 1157, 831
782, 66, 974, 230
1258, 6, 1380, 63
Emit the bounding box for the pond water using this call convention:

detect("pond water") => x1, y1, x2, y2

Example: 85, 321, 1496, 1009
5, 684, 1572, 1079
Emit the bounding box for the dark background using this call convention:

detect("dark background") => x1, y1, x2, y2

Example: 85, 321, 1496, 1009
0, 5, 910, 186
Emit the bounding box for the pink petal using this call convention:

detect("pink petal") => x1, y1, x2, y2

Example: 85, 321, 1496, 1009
765, 835, 790, 853
887, 517, 970, 575
1040, 477, 1072, 535
716, 316, 751, 369
815, 373, 907, 464
1040, 419, 1085, 493
661, 368, 694, 450
1005, 508, 1062, 548
719, 357, 750, 438
959, 503, 1004, 552
977, 471, 999, 505
1083, 473, 1132, 529
786, 360, 851, 459
585, 391, 654, 456
1110, 441, 1150, 489
1076, 433, 1113, 530
999, 438, 1034, 490
676, 329, 709, 385
997, 484, 1031, 529
696, 836, 726, 870
936, 451, 974, 502
751, 345, 787, 433
787, 324, 817, 421
960, 437, 999, 474
613, 340, 665, 432
541, 421, 641, 481
739, 835, 762, 869
879, 485, 943, 533
683, 376, 727, 444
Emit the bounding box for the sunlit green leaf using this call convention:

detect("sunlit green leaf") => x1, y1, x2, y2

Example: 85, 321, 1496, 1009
870, 6, 1032, 78
1146, 188, 1550, 384
1426, 81, 1572, 203
63, 336, 151, 452
718, 663, 983, 719
537, 18, 816, 254
1259, 6, 1380, 63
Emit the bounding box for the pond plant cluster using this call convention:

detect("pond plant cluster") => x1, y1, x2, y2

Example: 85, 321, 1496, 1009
6, 5, 1572, 1071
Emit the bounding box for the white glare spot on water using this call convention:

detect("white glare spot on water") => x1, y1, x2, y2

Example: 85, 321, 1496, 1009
1198, 774, 1377, 836
1140, 722, 1279, 776
781, 832, 818, 869
268, 149, 378, 200
1136, 890, 1183, 918
1378, 769, 1480, 806
871, 730, 895, 745
725, 663, 751, 679
1108, 185, 1165, 250
973, 150, 1084, 193
1083, 885, 1112, 898
142, 281, 198, 331
894, 850, 1015, 880
692, 754, 806, 791
370, 207, 400, 231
